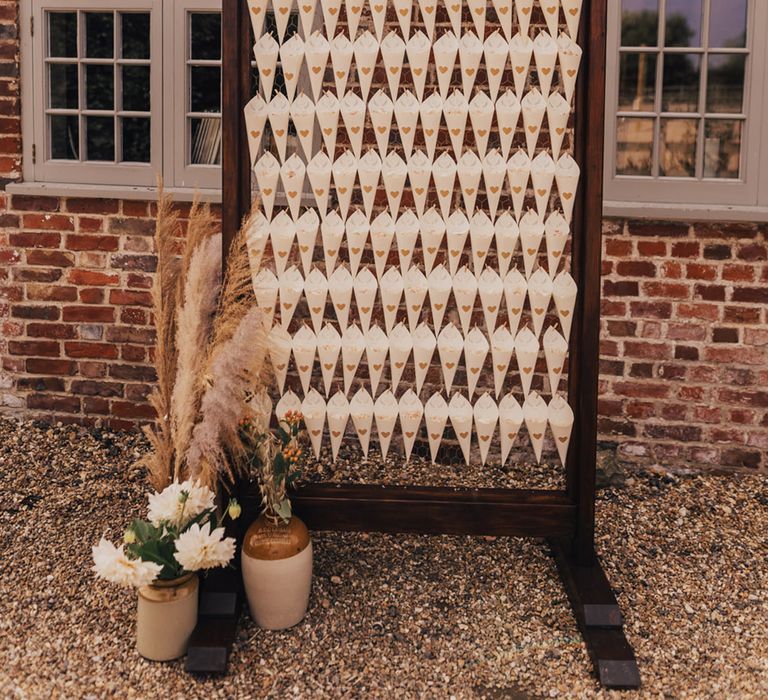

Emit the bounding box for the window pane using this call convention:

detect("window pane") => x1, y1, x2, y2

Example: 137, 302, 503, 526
618, 52, 657, 111
121, 13, 150, 59
703, 120, 741, 179
49, 64, 79, 110
122, 117, 151, 163
665, 0, 702, 47
86, 64, 114, 110
616, 116, 654, 175
85, 12, 114, 59
190, 66, 221, 113
662, 53, 700, 112
709, 0, 747, 49
190, 13, 221, 60
122, 65, 150, 112
86, 116, 115, 161
50, 115, 79, 160
660, 118, 697, 177
707, 55, 746, 114
621, 0, 659, 47
190, 118, 222, 165
49, 12, 77, 58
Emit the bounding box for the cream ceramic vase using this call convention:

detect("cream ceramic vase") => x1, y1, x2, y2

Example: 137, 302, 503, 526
136, 573, 199, 661
242, 512, 313, 630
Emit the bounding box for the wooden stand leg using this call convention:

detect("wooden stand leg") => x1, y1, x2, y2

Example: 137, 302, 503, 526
549, 539, 641, 690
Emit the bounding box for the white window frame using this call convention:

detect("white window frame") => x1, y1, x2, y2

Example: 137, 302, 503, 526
603, 0, 768, 221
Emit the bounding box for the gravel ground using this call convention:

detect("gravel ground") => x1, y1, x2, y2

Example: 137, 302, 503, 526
1, 417, 766, 699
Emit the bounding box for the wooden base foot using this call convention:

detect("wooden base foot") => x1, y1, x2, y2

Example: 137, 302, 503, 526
549, 539, 641, 690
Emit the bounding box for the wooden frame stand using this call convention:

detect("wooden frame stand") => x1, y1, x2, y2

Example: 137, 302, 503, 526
187, 0, 640, 690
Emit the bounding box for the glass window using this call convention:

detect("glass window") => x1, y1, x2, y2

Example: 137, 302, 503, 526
187, 12, 222, 166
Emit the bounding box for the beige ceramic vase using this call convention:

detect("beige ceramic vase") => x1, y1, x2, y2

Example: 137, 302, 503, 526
241, 512, 313, 630
136, 573, 199, 661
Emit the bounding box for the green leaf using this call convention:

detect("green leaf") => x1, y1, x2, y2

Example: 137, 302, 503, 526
274, 498, 292, 523
136, 539, 182, 578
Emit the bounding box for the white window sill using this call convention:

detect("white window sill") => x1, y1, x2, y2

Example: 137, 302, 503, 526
604, 200, 768, 223
5, 181, 222, 204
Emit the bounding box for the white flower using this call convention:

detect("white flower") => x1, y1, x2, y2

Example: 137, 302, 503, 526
173, 522, 236, 572
147, 480, 216, 528
92, 538, 162, 588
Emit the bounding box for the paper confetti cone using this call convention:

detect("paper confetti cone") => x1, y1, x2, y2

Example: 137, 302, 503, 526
445, 0, 463, 35
464, 326, 490, 397
562, 0, 583, 40
428, 264, 452, 330
515, 326, 539, 398
327, 391, 350, 460
548, 394, 574, 465
543, 326, 568, 395
302, 388, 327, 459
374, 390, 399, 459
354, 31, 379, 101
433, 152, 458, 221
453, 266, 478, 335
521, 88, 546, 157
307, 151, 333, 218
350, 388, 374, 457
528, 268, 554, 338
353, 267, 377, 332
474, 393, 499, 465
246, 211, 270, 273
252, 269, 278, 323
280, 153, 306, 221
247, 0, 268, 41
523, 391, 548, 463
297, 0, 317, 38
494, 210, 520, 277
458, 151, 482, 217
304, 267, 329, 334
399, 390, 424, 461
290, 92, 316, 160
253, 151, 280, 221
341, 324, 366, 396
305, 32, 330, 102
468, 92, 494, 159
253, 33, 279, 100
417, 0, 437, 40
467, 0, 486, 37
279, 33, 304, 101
404, 265, 428, 331
346, 210, 370, 277
419, 92, 443, 160
433, 32, 459, 98
244, 94, 268, 166
531, 150, 556, 221
515, 0, 535, 38
388, 322, 413, 392
329, 264, 354, 330
443, 89, 469, 160
369, 0, 387, 41
412, 323, 437, 394
368, 89, 395, 157
365, 325, 389, 395
491, 0, 514, 40
392, 0, 413, 38
331, 149, 357, 220
424, 393, 449, 463
278, 265, 304, 329
407, 150, 431, 218
519, 208, 545, 279
371, 211, 396, 281
509, 32, 534, 98
547, 92, 571, 161
503, 268, 527, 337
345, 0, 364, 38
379, 267, 403, 333
437, 322, 463, 393
491, 324, 515, 398
275, 389, 302, 423
340, 90, 366, 158
381, 31, 406, 99
459, 31, 483, 96
506, 148, 531, 220
406, 31, 431, 100
545, 210, 569, 277
394, 90, 420, 159
296, 208, 320, 275
316, 91, 340, 159
320, 0, 343, 43
358, 149, 382, 219
292, 324, 317, 395
396, 209, 420, 272
496, 90, 522, 160
269, 324, 292, 393
449, 392, 474, 465
420, 207, 446, 274
330, 31, 353, 97
499, 392, 524, 463
483, 31, 509, 102
533, 31, 558, 97
552, 270, 577, 339
479, 267, 504, 332
558, 33, 583, 104
317, 323, 342, 396
446, 211, 469, 276
482, 150, 507, 220
541, 0, 561, 36
470, 211, 494, 275
266, 215, 292, 276
556, 153, 580, 223
321, 210, 345, 272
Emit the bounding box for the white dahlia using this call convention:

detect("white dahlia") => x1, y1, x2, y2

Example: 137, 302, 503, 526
147, 480, 216, 528
173, 522, 236, 572
92, 538, 162, 588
